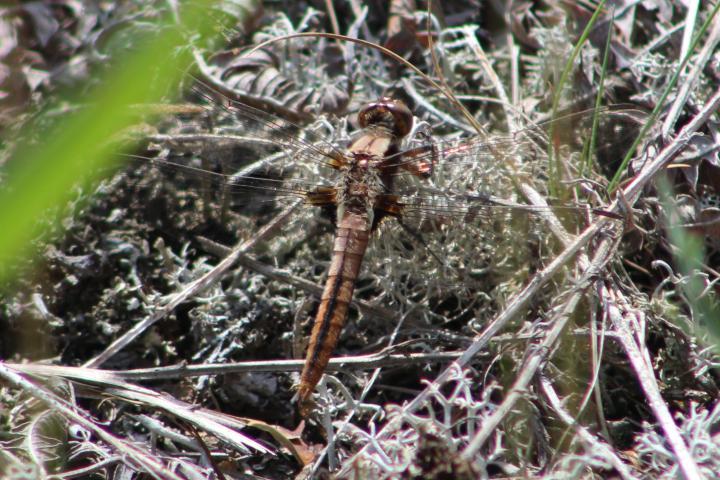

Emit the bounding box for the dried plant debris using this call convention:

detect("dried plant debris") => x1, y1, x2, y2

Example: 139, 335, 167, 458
2, 1, 720, 478
339, 365, 495, 479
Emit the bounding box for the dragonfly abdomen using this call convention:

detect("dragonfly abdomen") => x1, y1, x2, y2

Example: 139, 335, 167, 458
298, 211, 371, 415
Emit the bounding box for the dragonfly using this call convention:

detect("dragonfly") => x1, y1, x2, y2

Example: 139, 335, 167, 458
131, 78, 623, 416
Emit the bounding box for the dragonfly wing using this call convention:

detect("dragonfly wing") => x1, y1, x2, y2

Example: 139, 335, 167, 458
189, 80, 347, 171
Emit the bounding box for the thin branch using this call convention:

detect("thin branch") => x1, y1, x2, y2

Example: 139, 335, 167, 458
461, 210, 618, 459
662, 10, 720, 137
0, 363, 185, 480
84, 199, 302, 368
195, 235, 400, 322
9, 351, 463, 383
606, 285, 702, 480
539, 376, 639, 480
4, 361, 271, 455
622, 85, 720, 205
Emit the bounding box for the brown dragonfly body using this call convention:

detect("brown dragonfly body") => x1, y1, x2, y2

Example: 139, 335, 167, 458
297, 98, 432, 413
137, 82, 621, 417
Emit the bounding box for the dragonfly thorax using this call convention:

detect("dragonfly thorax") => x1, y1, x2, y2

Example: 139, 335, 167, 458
335, 152, 387, 228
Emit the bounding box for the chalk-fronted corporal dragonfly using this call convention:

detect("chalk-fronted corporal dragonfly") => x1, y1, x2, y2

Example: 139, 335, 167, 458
131, 78, 622, 416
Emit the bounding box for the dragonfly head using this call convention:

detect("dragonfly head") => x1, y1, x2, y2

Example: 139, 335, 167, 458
358, 97, 413, 138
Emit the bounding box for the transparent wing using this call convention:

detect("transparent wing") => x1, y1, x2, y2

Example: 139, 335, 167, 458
186, 79, 348, 172
127, 81, 634, 226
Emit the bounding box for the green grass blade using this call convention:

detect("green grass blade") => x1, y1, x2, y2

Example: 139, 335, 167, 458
547, 0, 607, 195
0, 1, 248, 283
607, 2, 720, 192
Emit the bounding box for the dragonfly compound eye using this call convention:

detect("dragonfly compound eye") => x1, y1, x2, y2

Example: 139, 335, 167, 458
358, 97, 413, 138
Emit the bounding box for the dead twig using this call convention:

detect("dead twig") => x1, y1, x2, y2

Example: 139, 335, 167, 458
195, 235, 400, 322
8, 350, 463, 383
339, 70, 720, 480
84, 199, 302, 368
539, 376, 638, 480
0, 363, 186, 480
